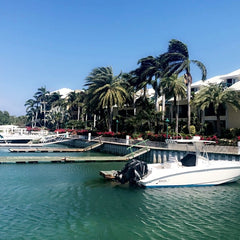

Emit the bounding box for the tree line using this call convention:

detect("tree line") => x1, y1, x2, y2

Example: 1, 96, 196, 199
23, 39, 240, 137
0, 110, 27, 126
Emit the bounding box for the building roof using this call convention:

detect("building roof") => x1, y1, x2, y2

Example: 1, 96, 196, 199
229, 81, 240, 91
192, 68, 240, 91
220, 69, 240, 79
51, 88, 74, 98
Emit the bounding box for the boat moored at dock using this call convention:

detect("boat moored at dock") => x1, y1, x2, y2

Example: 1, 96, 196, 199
101, 137, 240, 188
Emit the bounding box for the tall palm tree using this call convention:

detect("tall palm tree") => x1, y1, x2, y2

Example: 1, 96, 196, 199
129, 60, 151, 96
138, 56, 162, 112
161, 74, 187, 135
67, 91, 78, 120
25, 98, 37, 127
67, 91, 86, 121
193, 83, 240, 136
85, 66, 128, 131
34, 86, 50, 127
121, 72, 137, 116
131, 55, 167, 116
163, 39, 207, 133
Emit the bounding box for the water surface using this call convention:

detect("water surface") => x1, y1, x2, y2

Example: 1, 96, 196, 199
0, 149, 239, 239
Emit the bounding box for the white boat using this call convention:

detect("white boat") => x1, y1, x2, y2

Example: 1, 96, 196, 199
0, 125, 44, 145
0, 125, 71, 147
0, 133, 42, 144
106, 137, 240, 188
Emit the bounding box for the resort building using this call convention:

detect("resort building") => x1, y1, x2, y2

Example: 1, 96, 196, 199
167, 69, 240, 131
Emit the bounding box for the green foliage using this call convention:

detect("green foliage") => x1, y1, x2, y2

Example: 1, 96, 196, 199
0, 111, 26, 126
0, 111, 10, 125
221, 128, 240, 139
189, 125, 196, 135
66, 120, 85, 129
123, 97, 163, 134
85, 66, 129, 131
10, 115, 27, 127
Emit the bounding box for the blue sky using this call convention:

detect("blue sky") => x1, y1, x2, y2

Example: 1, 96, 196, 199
0, 0, 240, 116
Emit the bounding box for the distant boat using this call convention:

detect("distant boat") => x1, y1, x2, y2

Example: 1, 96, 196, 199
101, 137, 240, 188
0, 133, 42, 144
0, 127, 72, 147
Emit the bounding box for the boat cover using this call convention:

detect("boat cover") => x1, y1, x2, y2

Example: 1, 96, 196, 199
180, 153, 196, 167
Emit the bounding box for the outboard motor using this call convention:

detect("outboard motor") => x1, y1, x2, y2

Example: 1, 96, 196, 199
116, 159, 148, 185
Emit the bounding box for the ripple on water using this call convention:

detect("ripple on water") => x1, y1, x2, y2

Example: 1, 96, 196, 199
0, 162, 240, 240
134, 185, 240, 240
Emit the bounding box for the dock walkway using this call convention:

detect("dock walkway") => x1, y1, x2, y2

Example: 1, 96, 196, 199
0, 156, 127, 164
9, 142, 103, 153
124, 147, 150, 160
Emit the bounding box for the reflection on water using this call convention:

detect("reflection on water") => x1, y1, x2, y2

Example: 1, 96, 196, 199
0, 156, 239, 240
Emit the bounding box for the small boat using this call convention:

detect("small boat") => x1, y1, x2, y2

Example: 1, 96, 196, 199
101, 137, 240, 188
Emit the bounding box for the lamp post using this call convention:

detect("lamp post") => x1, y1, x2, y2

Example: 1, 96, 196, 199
116, 119, 119, 134
166, 118, 169, 139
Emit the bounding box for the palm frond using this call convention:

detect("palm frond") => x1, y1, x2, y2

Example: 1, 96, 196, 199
191, 60, 207, 80
168, 39, 189, 58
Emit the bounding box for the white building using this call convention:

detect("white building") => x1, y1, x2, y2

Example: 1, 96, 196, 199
191, 69, 240, 129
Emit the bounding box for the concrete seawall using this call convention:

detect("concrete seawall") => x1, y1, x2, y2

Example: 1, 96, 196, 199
64, 138, 240, 163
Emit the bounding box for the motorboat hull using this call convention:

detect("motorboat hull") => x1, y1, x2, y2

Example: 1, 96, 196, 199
139, 161, 240, 188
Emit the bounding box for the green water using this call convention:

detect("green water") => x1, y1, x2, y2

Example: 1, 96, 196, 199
0, 149, 240, 240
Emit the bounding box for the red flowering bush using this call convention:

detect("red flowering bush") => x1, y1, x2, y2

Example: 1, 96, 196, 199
54, 128, 66, 133
144, 132, 168, 142
76, 129, 88, 134
26, 127, 41, 131
97, 131, 115, 137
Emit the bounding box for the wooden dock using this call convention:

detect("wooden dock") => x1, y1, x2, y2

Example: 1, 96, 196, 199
9, 142, 103, 153
0, 156, 127, 164
99, 170, 118, 179
9, 148, 85, 153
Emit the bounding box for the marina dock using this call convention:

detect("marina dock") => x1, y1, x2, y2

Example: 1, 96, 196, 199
9, 148, 87, 153
9, 142, 103, 153
0, 156, 127, 164
2, 143, 150, 164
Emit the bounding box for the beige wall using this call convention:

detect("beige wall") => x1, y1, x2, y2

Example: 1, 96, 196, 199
227, 104, 240, 128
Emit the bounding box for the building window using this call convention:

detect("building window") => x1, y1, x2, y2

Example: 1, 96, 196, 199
205, 103, 226, 116
225, 78, 236, 87
191, 87, 198, 93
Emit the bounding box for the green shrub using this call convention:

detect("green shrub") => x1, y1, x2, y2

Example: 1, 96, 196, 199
189, 125, 196, 135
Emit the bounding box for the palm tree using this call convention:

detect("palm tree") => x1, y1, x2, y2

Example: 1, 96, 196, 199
67, 91, 86, 121
193, 83, 240, 136
25, 98, 37, 127
163, 39, 207, 133
85, 66, 128, 131
161, 74, 187, 135
34, 86, 50, 128
129, 60, 151, 98
131, 56, 167, 115
138, 56, 162, 112
121, 72, 137, 116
